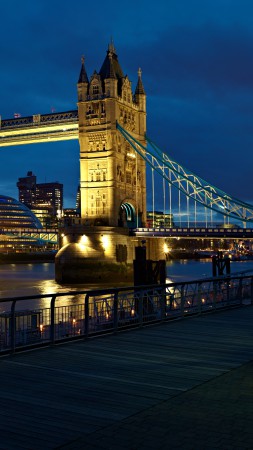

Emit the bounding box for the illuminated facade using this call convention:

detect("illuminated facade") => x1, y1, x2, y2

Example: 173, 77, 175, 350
77, 43, 147, 227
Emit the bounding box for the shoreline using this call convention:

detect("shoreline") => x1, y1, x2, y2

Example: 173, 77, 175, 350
0, 251, 205, 265
0, 251, 216, 265
0, 252, 55, 264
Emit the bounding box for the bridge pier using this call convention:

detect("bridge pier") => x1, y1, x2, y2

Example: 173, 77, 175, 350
55, 225, 166, 285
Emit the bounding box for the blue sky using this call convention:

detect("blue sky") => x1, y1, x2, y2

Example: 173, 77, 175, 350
1, 0, 253, 213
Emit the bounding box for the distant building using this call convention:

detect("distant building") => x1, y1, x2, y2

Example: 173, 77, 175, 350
146, 211, 174, 228
17, 172, 63, 227
35, 182, 63, 217
31, 206, 54, 228
16, 171, 36, 208
63, 208, 81, 226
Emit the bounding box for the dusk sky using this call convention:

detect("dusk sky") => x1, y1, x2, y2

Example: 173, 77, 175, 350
1, 0, 253, 213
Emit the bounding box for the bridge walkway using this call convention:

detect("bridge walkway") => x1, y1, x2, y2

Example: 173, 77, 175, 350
0, 305, 253, 449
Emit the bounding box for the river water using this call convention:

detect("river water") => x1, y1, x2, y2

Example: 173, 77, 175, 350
1, 259, 253, 299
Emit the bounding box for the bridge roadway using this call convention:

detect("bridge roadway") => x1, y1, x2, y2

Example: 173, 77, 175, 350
0, 110, 78, 146
0, 304, 253, 449
132, 226, 253, 239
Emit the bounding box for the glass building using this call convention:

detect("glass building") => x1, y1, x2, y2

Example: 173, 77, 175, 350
0, 195, 45, 253
0, 195, 42, 229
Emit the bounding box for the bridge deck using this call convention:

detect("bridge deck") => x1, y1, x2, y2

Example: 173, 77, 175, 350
0, 110, 78, 146
132, 226, 253, 238
1, 306, 253, 449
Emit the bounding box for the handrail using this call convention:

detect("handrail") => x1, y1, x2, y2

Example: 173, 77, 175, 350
0, 274, 252, 355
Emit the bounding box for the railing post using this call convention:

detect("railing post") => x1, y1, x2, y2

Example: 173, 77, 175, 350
180, 286, 185, 318
213, 280, 217, 310
10, 300, 16, 354
50, 295, 56, 345
138, 291, 143, 327
197, 283, 202, 315
85, 294, 90, 338
251, 277, 253, 305
160, 286, 166, 321
238, 278, 243, 305
226, 278, 230, 305
113, 291, 119, 333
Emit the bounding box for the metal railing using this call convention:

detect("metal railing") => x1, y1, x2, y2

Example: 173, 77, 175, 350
0, 273, 252, 354
0, 110, 78, 129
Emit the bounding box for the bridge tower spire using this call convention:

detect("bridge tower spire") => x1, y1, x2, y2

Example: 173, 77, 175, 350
77, 44, 147, 227
77, 56, 89, 101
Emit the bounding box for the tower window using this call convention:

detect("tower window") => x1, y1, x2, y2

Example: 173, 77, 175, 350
96, 197, 101, 214
93, 85, 99, 95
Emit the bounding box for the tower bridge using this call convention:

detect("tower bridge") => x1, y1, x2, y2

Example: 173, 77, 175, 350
1, 42, 253, 282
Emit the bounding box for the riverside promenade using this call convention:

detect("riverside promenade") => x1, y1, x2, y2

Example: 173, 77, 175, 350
0, 305, 253, 450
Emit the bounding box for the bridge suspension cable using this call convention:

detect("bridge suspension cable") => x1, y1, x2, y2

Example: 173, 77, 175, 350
116, 122, 253, 225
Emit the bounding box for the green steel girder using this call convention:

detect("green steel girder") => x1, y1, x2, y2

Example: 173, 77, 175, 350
116, 122, 253, 224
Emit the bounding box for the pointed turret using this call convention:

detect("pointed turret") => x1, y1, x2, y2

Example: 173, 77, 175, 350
134, 68, 146, 112
77, 56, 89, 102
78, 56, 89, 84
135, 68, 145, 95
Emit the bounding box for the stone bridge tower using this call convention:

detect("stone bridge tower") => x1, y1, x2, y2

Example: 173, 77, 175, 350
77, 43, 147, 227
55, 44, 156, 283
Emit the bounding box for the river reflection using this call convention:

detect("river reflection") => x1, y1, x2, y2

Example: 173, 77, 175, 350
0, 262, 131, 312
1, 259, 253, 313
0, 263, 123, 297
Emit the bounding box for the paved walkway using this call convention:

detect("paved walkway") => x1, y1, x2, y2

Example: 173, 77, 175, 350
0, 305, 253, 449
59, 361, 253, 450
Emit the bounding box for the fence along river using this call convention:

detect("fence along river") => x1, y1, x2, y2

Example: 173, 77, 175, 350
0, 259, 253, 354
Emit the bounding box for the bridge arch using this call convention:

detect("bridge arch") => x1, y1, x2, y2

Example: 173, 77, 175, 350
119, 201, 137, 228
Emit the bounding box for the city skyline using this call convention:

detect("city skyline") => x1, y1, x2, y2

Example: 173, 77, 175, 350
1, 0, 253, 210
